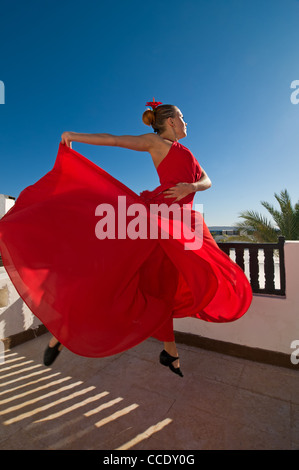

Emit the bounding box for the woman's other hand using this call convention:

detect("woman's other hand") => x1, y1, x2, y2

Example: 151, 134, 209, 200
61, 132, 73, 148
163, 182, 195, 202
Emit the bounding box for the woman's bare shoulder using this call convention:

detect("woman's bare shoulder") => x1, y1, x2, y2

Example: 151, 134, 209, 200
141, 133, 164, 148
144, 133, 170, 150
147, 135, 174, 168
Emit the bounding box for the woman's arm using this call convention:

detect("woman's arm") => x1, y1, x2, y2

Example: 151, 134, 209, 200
163, 168, 212, 201
61, 131, 157, 152
191, 168, 212, 192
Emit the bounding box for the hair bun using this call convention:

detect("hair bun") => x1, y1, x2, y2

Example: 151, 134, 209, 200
142, 109, 155, 127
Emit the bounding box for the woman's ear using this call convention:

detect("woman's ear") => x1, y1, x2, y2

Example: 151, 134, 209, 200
167, 116, 175, 127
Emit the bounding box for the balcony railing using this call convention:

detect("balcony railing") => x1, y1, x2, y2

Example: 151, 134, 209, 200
217, 236, 286, 296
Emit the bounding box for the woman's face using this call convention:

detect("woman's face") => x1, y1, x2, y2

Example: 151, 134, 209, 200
172, 108, 187, 139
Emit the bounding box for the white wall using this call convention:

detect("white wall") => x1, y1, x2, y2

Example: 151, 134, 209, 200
0, 267, 41, 339
0, 194, 15, 218
175, 241, 299, 355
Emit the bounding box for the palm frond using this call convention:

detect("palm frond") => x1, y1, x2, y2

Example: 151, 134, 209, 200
236, 210, 279, 242
236, 190, 299, 241
274, 189, 291, 211
260, 201, 281, 227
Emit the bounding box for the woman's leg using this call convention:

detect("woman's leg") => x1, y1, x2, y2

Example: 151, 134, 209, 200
152, 318, 181, 371
43, 335, 64, 366
48, 335, 64, 351
163, 341, 180, 368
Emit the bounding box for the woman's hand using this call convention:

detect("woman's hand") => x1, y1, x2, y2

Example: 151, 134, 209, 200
163, 182, 195, 202
61, 131, 73, 148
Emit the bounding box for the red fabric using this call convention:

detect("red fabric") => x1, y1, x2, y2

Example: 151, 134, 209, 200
0, 142, 252, 357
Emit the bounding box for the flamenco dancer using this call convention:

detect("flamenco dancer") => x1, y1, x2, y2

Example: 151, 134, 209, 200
0, 99, 252, 377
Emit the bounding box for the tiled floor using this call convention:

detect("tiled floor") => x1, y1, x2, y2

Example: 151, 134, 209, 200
0, 333, 298, 450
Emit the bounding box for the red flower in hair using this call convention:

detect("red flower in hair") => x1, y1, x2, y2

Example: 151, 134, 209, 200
145, 97, 162, 110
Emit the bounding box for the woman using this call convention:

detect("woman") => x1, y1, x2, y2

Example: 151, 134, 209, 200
45, 103, 212, 375
0, 101, 252, 377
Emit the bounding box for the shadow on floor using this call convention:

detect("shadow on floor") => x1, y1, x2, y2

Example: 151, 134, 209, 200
0, 333, 299, 450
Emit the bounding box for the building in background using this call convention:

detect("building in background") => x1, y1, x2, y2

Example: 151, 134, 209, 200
208, 226, 240, 242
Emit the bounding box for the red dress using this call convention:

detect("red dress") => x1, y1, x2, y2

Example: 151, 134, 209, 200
0, 142, 252, 357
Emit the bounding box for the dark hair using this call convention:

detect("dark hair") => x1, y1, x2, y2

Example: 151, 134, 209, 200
142, 104, 177, 134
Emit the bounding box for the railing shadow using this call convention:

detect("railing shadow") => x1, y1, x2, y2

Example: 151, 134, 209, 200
0, 347, 174, 450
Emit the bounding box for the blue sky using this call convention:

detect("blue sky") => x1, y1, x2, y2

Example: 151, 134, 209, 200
0, 0, 299, 226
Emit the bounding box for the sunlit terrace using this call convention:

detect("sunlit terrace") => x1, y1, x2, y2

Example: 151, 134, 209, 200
0, 332, 299, 450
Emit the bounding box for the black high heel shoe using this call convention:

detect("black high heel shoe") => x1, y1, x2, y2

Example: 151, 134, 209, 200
43, 341, 61, 366
159, 349, 183, 377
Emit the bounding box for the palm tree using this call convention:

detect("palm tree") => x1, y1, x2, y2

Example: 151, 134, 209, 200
235, 190, 299, 242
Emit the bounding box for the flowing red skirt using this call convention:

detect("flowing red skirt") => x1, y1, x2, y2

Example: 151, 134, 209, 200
0, 144, 252, 357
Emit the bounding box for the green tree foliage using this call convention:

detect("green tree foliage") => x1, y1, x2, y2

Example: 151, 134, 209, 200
236, 190, 299, 242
